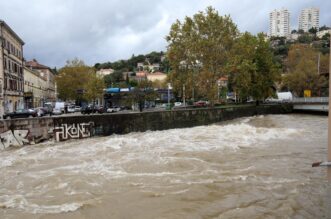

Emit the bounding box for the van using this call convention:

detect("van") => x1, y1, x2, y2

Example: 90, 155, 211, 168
54, 102, 65, 113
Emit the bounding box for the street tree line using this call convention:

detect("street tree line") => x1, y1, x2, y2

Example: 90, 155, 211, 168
56, 7, 330, 106
166, 7, 280, 104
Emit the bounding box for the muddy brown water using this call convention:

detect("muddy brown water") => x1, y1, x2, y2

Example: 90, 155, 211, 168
0, 114, 330, 218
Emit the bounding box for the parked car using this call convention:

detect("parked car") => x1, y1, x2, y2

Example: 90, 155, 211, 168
35, 107, 53, 117
3, 109, 37, 119
174, 102, 182, 107
52, 108, 62, 115
194, 100, 208, 107
67, 105, 76, 113
107, 106, 121, 113
55, 102, 65, 113
81, 105, 104, 114
74, 106, 81, 112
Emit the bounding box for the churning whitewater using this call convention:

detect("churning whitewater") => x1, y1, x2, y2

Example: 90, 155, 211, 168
0, 114, 330, 218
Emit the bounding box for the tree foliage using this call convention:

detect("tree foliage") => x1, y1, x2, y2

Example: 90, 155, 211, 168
56, 59, 93, 101
283, 45, 328, 96
228, 32, 280, 102
166, 6, 238, 103
85, 74, 105, 102
95, 51, 170, 72
125, 80, 157, 112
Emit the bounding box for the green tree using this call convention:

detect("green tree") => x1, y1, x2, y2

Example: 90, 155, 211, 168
56, 59, 95, 101
228, 32, 280, 103
126, 80, 157, 112
166, 6, 238, 104
298, 33, 314, 44
319, 25, 330, 31
283, 45, 328, 96
85, 74, 105, 103
308, 27, 318, 34
298, 29, 304, 34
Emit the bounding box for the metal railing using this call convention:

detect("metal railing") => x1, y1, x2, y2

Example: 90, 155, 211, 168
291, 97, 329, 103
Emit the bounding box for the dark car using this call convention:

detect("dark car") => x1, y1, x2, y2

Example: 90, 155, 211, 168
3, 109, 38, 119
194, 100, 208, 107
81, 105, 104, 115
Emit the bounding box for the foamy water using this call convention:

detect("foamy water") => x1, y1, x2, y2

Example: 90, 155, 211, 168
0, 114, 330, 218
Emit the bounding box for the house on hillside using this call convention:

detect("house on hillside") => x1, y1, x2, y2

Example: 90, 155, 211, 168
96, 68, 114, 77
147, 72, 167, 82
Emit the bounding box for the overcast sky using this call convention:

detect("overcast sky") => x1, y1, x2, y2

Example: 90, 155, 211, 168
1, 0, 330, 68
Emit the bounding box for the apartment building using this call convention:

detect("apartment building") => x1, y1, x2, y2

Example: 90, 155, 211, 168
23, 66, 47, 108
0, 20, 25, 116
269, 8, 291, 38
25, 59, 56, 103
299, 8, 319, 32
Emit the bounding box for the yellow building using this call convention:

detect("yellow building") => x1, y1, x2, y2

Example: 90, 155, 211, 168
23, 67, 48, 108
0, 20, 25, 115
25, 59, 56, 103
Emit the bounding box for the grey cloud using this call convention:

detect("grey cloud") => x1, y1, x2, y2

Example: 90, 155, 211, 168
0, 0, 330, 68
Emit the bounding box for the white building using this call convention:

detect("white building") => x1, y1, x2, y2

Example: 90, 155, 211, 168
269, 8, 290, 38
96, 68, 114, 77
317, 29, 331, 39
299, 8, 319, 32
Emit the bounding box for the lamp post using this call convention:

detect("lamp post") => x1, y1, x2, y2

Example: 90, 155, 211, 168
167, 83, 172, 110
217, 80, 221, 103
183, 84, 186, 106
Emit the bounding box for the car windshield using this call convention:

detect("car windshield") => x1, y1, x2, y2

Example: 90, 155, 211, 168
16, 109, 25, 113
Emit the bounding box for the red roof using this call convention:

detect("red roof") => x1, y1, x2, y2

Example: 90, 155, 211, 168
25, 59, 49, 69
136, 71, 148, 77
151, 72, 166, 76
218, 76, 228, 81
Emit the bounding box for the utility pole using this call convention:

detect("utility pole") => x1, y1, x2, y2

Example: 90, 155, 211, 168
313, 37, 331, 182
327, 38, 331, 181
317, 53, 321, 75
183, 84, 186, 106
217, 80, 221, 103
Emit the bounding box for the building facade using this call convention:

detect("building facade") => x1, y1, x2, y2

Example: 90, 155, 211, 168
23, 67, 48, 109
299, 8, 319, 32
0, 20, 25, 116
316, 29, 330, 39
96, 68, 114, 77
269, 8, 291, 38
25, 59, 56, 103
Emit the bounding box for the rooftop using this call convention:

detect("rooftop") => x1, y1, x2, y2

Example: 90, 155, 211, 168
0, 20, 25, 45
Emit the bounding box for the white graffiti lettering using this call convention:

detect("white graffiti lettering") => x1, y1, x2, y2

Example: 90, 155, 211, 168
54, 122, 94, 142
0, 130, 30, 150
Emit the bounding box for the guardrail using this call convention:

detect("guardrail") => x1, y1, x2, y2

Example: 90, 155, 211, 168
291, 97, 329, 103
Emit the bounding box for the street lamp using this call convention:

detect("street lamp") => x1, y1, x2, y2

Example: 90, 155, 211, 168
183, 84, 186, 106
167, 83, 172, 109
217, 80, 221, 103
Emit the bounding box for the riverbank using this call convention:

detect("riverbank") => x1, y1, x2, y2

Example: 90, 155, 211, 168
0, 104, 292, 149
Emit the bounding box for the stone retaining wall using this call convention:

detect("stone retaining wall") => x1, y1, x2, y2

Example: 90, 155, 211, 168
0, 104, 293, 149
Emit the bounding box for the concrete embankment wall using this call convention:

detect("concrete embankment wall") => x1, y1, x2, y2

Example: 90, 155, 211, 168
0, 104, 293, 149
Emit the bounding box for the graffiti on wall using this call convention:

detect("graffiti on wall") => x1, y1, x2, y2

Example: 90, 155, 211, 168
54, 122, 94, 142
0, 130, 30, 150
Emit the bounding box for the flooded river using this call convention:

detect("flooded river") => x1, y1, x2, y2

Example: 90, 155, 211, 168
0, 114, 330, 218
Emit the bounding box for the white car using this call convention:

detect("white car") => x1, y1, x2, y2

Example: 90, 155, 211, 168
174, 102, 182, 107
74, 106, 81, 112
67, 106, 75, 113
107, 107, 121, 113
53, 108, 62, 115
